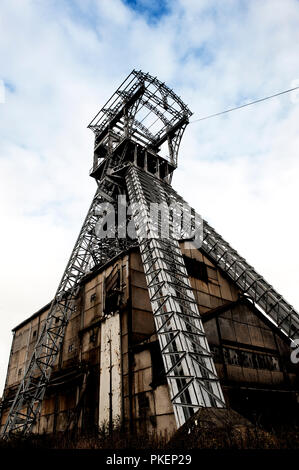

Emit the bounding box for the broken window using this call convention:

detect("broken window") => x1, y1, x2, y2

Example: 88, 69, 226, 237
103, 266, 122, 315
149, 341, 167, 388
221, 346, 280, 371
210, 344, 222, 363
183, 255, 208, 282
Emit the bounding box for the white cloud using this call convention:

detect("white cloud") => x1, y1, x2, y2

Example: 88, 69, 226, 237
0, 0, 299, 395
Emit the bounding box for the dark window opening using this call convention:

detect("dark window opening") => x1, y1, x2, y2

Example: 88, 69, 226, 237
183, 255, 208, 282
159, 160, 167, 180
210, 344, 223, 363
147, 153, 157, 174
149, 341, 167, 388
104, 267, 121, 315
212, 344, 280, 371
228, 388, 299, 428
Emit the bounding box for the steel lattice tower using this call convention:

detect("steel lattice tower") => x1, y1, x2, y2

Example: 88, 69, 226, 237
2, 70, 299, 437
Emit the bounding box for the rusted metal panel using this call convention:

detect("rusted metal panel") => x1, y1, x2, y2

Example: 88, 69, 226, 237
131, 269, 147, 289
153, 385, 173, 416
248, 325, 264, 347
129, 252, 144, 272
233, 321, 251, 344
131, 309, 155, 338
202, 318, 219, 345
133, 367, 152, 395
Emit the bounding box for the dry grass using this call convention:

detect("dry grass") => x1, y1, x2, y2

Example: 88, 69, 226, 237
1, 424, 299, 450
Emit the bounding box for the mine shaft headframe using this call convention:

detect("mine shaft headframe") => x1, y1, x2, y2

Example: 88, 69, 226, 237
87, 70, 192, 167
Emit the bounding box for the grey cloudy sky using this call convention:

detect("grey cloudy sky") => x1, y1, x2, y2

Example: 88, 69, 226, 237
0, 0, 299, 394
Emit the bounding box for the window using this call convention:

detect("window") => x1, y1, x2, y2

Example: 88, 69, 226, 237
220, 345, 280, 371
90, 332, 96, 344
149, 341, 167, 388
68, 343, 74, 353
183, 255, 208, 282
104, 266, 121, 315
90, 293, 96, 302
210, 344, 222, 363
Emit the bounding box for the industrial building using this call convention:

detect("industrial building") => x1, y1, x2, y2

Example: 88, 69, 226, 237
1, 243, 298, 436
1, 70, 298, 439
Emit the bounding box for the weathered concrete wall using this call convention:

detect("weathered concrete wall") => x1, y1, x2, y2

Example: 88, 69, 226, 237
131, 335, 177, 437
99, 313, 122, 429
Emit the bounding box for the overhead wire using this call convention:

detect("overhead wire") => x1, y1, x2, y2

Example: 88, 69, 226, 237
189, 85, 299, 124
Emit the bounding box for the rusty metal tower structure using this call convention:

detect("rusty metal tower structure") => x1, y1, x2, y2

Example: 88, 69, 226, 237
2, 70, 299, 437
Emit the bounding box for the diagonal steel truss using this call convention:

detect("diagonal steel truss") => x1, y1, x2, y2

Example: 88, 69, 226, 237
125, 165, 225, 427
164, 184, 299, 341
0, 191, 132, 437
